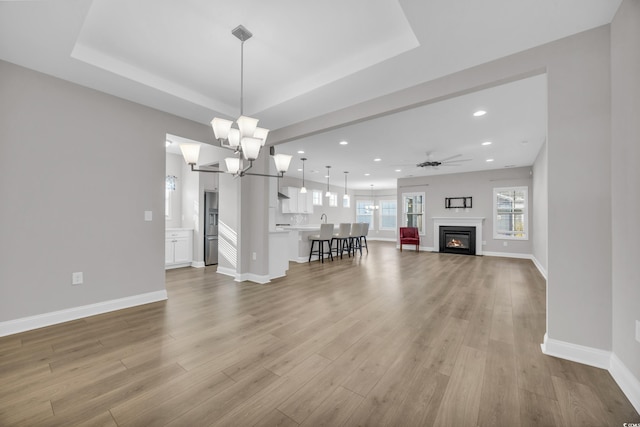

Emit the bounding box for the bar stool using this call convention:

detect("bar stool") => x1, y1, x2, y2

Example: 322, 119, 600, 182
332, 223, 352, 259
349, 223, 363, 256
359, 222, 369, 253
308, 224, 335, 263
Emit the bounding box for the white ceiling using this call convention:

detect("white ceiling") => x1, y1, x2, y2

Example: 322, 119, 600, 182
0, 0, 621, 188
279, 74, 547, 189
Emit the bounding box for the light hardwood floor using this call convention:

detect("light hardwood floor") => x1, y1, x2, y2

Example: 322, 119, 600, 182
1, 242, 638, 426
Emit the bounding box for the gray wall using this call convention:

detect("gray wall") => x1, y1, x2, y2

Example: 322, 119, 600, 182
611, 0, 640, 382
0, 60, 212, 322
397, 167, 533, 254
271, 26, 614, 353
532, 139, 548, 276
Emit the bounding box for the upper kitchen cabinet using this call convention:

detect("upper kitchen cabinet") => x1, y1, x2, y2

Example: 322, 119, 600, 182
281, 187, 313, 214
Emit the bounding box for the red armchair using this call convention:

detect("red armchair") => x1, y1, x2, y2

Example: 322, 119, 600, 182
399, 227, 420, 252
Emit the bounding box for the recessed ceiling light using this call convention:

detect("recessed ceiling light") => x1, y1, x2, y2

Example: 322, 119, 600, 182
473, 110, 487, 117
364, 173, 371, 176
297, 168, 303, 172
395, 169, 401, 172
482, 141, 492, 146
297, 150, 305, 154
374, 158, 381, 162
486, 158, 494, 162
339, 141, 348, 145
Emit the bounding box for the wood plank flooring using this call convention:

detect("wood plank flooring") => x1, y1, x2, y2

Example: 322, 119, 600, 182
1, 242, 638, 426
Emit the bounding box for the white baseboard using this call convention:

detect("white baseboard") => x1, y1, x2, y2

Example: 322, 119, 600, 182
396, 245, 434, 252
540, 333, 611, 369
165, 262, 192, 270
236, 273, 271, 284
610, 353, 640, 414
483, 251, 532, 260
191, 261, 205, 268
216, 266, 237, 278
368, 237, 396, 242
216, 266, 271, 284
0, 290, 168, 338
541, 334, 640, 413
531, 255, 548, 280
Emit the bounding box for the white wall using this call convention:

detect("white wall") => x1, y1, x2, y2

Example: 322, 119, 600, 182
611, 0, 640, 391
532, 139, 548, 276
397, 167, 533, 254
0, 60, 213, 326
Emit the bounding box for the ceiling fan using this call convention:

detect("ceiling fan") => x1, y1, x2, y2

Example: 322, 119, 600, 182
416, 152, 472, 168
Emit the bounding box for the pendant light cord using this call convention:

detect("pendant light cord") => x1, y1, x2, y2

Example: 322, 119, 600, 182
240, 39, 244, 116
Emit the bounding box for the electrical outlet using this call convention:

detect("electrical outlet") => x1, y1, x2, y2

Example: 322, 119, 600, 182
503, 241, 508, 247
72, 272, 83, 285
252, 252, 257, 261
636, 320, 640, 343
482, 240, 487, 246
144, 210, 153, 221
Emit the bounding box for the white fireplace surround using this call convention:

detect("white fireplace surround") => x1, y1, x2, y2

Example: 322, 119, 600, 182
433, 217, 485, 255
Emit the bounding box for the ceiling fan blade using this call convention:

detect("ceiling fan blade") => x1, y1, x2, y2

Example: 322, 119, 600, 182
438, 154, 462, 162
443, 158, 472, 163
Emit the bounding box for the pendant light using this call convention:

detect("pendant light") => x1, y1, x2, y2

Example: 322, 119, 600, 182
367, 184, 379, 210
325, 166, 331, 197
300, 158, 307, 194
343, 171, 349, 200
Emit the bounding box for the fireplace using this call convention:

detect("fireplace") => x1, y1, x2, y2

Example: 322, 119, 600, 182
439, 226, 476, 255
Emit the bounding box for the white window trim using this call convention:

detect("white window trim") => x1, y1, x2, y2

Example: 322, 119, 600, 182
493, 186, 529, 240
402, 192, 426, 235
379, 199, 397, 231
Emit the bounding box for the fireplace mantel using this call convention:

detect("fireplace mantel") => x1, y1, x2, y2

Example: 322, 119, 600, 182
433, 217, 485, 255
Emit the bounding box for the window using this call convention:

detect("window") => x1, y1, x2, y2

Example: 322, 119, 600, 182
342, 195, 350, 208
165, 175, 177, 220
328, 192, 338, 207
380, 200, 397, 230
312, 190, 323, 206
402, 192, 425, 234
165, 189, 172, 220
356, 200, 373, 228
493, 186, 528, 239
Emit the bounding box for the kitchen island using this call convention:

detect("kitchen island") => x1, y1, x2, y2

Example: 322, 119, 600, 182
280, 225, 336, 263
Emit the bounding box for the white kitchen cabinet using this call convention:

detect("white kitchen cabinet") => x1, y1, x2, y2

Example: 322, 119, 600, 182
297, 190, 313, 214
281, 187, 313, 214
165, 229, 193, 269
281, 186, 299, 213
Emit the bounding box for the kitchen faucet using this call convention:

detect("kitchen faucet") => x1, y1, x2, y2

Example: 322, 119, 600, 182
320, 214, 327, 224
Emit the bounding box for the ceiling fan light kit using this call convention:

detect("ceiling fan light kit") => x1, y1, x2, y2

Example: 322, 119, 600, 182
180, 25, 291, 178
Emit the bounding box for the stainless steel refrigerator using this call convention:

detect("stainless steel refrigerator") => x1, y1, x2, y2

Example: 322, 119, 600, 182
204, 191, 219, 265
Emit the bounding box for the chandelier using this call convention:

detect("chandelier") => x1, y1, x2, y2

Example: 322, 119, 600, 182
366, 184, 379, 211
180, 25, 291, 178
